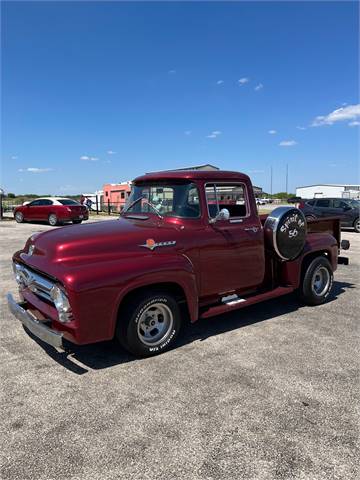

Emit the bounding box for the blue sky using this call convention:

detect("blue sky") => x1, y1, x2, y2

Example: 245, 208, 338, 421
1, 1, 359, 195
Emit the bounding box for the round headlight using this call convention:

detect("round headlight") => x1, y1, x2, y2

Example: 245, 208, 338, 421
50, 286, 71, 322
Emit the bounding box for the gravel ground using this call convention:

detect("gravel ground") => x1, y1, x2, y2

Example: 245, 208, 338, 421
0, 219, 359, 480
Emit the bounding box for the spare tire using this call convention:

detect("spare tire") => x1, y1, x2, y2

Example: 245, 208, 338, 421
264, 207, 307, 260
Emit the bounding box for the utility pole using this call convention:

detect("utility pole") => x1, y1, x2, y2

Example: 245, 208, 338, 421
285, 164, 289, 194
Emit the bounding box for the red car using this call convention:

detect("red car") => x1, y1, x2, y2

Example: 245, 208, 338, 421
14, 197, 88, 226
8, 171, 349, 357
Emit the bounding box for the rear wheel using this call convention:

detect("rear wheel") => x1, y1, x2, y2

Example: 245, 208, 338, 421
116, 291, 182, 357
298, 256, 333, 306
15, 212, 24, 223
305, 214, 316, 221
48, 214, 58, 226
72, 220, 83, 224
353, 218, 360, 233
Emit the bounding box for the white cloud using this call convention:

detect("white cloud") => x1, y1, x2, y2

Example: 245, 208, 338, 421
268, 129, 277, 135
311, 104, 360, 126
107, 150, 116, 155
11, 155, 18, 160
238, 77, 249, 85
207, 130, 222, 138
18, 167, 53, 173
80, 155, 98, 161
254, 83, 263, 91
168, 69, 176, 74
184, 130, 192, 135
349, 121, 360, 127
216, 80, 224, 85
296, 126, 306, 130
279, 140, 297, 147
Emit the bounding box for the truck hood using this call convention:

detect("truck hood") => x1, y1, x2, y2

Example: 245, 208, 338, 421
18, 218, 181, 273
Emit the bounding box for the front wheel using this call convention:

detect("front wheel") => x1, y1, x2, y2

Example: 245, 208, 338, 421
116, 291, 182, 357
48, 214, 58, 226
298, 256, 333, 306
353, 218, 360, 233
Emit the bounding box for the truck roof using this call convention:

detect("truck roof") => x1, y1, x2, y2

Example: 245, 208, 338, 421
134, 170, 251, 183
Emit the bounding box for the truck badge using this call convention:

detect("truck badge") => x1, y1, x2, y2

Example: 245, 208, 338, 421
140, 238, 176, 250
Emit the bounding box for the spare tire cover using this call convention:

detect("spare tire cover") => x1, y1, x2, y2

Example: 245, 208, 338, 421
264, 207, 307, 260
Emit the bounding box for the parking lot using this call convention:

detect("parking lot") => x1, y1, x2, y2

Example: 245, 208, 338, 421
0, 219, 359, 480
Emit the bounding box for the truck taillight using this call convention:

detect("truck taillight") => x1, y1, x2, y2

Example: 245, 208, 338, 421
298, 201, 305, 209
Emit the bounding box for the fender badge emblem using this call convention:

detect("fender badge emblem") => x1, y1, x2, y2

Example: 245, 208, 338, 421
140, 238, 176, 250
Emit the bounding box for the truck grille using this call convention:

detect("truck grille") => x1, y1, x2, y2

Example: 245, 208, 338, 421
13, 263, 55, 302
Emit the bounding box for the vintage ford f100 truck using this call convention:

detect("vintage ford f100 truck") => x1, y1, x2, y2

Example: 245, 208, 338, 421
7, 170, 349, 356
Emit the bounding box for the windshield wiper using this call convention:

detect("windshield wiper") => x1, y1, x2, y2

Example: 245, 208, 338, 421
122, 196, 163, 220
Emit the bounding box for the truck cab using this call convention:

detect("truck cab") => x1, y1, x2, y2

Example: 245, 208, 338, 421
7, 170, 349, 357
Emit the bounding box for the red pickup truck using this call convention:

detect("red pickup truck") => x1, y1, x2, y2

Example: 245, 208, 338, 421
7, 170, 349, 357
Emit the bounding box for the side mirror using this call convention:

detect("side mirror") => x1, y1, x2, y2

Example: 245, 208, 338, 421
343, 205, 352, 211
210, 208, 230, 224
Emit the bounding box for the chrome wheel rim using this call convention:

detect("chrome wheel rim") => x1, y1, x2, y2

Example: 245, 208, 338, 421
15, 212, 23, 222
311, 266, 331, 296
49, 215, 57, 225
356, 220, 360, 232
137, 303, 173, 346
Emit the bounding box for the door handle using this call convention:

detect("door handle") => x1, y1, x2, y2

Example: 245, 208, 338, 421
244, 226, 259, 233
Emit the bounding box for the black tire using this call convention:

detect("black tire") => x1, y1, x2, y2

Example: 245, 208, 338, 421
298, 256, 333, 306
15, 211, 24, 223
72, 220, 83, 224
48, 214, 58, 226
116, 291, 182, 357
353, 218, 360, 233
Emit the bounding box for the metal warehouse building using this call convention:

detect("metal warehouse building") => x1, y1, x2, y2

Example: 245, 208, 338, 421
296, 184, 360, 199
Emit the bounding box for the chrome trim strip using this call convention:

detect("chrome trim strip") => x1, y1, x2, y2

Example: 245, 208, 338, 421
7, 293, 63, 349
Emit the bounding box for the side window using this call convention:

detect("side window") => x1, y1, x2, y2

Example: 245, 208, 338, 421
333, 199, 347, 209
316, 199, 330, 208
29, 200, 41, 206
206, 184, 248, 218
40, 199, 53, 206
307, 199, 315, 206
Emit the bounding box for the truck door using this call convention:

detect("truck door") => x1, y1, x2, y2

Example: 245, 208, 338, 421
199, 183, 265, 297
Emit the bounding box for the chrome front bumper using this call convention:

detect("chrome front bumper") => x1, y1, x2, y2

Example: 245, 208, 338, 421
7, 293, 63, 349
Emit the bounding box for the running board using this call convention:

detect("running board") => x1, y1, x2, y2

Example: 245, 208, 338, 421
200, 286, 294, 319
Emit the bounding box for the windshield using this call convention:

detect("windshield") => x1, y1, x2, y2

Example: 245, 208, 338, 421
123, 182, 200, 218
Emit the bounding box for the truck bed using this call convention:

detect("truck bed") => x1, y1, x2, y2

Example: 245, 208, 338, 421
259, 214, 341, 246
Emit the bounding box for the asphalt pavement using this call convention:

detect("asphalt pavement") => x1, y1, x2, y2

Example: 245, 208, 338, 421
0, 218, 359, 480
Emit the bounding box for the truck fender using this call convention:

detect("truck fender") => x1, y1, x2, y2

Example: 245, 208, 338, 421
111, 253, 199, 334
281, 234, 338, 288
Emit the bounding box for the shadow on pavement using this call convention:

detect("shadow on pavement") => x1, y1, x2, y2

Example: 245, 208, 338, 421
25, 280, 355, 375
